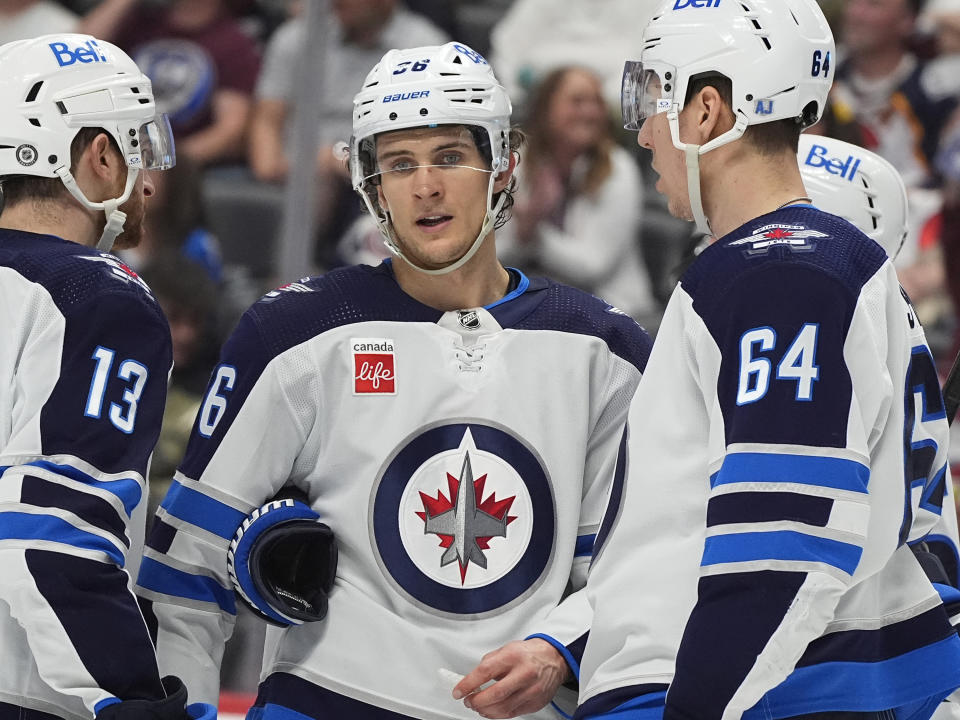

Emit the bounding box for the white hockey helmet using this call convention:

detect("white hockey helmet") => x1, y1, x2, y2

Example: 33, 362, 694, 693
350, 42, 512, 275
623, 0, 834, 234
0, 34, 175, 250
799, 135, 908, 260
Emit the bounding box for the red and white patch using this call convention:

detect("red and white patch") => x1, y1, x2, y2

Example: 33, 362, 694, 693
352, 337, 396, 395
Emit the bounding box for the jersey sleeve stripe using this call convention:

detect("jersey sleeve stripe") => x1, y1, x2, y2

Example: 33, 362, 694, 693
701, 530, 863, 575
575, 534, 596, 558
4, 460, 142, 516
750, 635, 960, 718
710, 452, 869, 494
20, 475, 129, 547
159, 480, 247, 540
707, 492, 833, 528
919, 465, 948, 515
136, 556, 236, 613
0, 511, 125, 565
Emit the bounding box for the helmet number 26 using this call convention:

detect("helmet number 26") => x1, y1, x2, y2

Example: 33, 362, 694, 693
811, 50, 831, 78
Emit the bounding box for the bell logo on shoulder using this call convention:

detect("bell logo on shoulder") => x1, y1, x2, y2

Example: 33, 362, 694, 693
674, 0, 721, 9
352, 337, 396, 395
804, 143, 862, 182
49, 39, 108, 67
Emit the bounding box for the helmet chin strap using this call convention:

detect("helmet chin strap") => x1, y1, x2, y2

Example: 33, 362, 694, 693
55, 165, 139, 252
368, 170, 507, 277
667, 109, 749, 237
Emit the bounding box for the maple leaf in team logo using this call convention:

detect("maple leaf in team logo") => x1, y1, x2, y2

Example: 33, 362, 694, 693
764, 228, 794, 240
416, 450, 517, 584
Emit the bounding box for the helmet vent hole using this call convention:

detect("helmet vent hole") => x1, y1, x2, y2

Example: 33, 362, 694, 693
138, 98, 150, 105
453, 55, 462, 64
55, 101, 67, 115
25, 82, 43, 103
761, 36, 772, 50
28, 118, 40, 127
130, 86, 140, 94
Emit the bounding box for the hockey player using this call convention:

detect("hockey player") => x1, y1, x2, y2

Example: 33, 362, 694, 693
136, 41, 652, 720
0, 34, 213, 720
576, 1, 960, 719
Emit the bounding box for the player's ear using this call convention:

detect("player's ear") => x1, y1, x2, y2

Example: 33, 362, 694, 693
695, 85, 734, 143
493, 151, 518, 193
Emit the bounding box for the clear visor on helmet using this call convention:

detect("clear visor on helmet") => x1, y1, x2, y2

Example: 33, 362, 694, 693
621, 61, 677, 130
357, 125, 492, 185
137, 113, 176, 170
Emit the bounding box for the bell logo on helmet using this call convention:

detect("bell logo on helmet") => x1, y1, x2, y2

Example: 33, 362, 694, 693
49, 39, 108, 67
15, 144, 38, 166
673, 0, 721, 9
804, 143, 861, 182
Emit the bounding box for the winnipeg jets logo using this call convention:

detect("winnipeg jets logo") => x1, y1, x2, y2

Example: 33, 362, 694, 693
729, 224, 827, 255
79, 254, 152, 294
371, 421, 555, 617
418, 450, 516, 583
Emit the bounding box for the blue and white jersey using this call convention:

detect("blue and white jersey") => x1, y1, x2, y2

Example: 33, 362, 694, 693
0, 229, 172, 719
137, 262, 652, 719
578, 207, 960, 720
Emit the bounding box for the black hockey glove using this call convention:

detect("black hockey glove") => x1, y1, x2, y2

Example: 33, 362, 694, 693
95, 676, 215, 720
227, 492, 337, 626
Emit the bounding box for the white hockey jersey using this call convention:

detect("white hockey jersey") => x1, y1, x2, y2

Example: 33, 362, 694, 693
136, 262, 652, 719
577, 207, 960, 720
0, 229, 172, 719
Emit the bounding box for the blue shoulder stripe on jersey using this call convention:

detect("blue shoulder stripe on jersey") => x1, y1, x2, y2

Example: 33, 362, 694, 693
0, 511, 124, 565
160, 480, 247, 540
137, 556, 236, 614
711, 453, 869, 494
575, 534, 596, 558
701, 530, 863, 575
707, 491, 834, 528
744, 634, 960, 718
4, 460, 142, 516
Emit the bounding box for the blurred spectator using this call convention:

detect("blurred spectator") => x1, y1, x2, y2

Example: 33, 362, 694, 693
490, 0, 660, 110
247, 0, 447, 263
119, 156, 223, 281
0, 0, 78, 44
80, 0, 261, 166
138, 252, 221, 520
497, 66, 656, 325
831, 0, 956, 188
405, 0, 460, 40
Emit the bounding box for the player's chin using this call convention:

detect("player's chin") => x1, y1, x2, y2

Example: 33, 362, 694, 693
111, 220, 145, 251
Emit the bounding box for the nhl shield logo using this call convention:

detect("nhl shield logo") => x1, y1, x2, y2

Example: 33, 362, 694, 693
370, 421, 555, 617
458, 310, 482, 330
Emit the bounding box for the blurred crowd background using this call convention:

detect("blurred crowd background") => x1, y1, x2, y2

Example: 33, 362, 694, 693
5, 0, 960, 697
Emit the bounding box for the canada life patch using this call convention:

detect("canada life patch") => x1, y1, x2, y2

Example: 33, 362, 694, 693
352, 337, 396, 395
